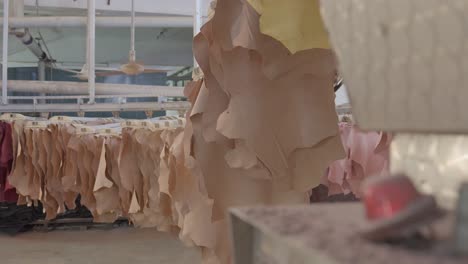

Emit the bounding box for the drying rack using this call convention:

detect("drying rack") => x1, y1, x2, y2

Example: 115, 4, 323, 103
0, 114, 186, 233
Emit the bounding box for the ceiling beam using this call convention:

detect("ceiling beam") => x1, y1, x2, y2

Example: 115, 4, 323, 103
23, 0, 210, 17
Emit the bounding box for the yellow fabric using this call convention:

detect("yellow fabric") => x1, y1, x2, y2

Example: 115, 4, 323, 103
246, 0, 331, 53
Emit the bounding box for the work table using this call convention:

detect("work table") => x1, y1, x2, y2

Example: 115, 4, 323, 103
230, 203, 467, 264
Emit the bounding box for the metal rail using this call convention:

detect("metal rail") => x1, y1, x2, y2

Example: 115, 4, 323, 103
0, 80, 185, 96
2, 16, 193, 28
336, 104, 352, 115
0, 101, 190, 113
9, 94, 171, 100
5, 94, 189, 113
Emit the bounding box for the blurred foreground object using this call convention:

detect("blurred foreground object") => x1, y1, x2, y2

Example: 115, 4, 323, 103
247, 0, 330, 53
455, 183, 468, 255
229, 204, 466, 264
391, 134, 468, 210
361, 174, 443, 241
320, 1, 468, 132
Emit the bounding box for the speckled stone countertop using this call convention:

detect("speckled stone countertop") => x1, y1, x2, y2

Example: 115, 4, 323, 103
231, 203, 468, 264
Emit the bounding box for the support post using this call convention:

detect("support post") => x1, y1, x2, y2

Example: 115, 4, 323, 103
2, 0, 9, 105
193, 0, 202, 68
38, 60, 49, 118
38, 60, 46, 82
87, 0, 96, 104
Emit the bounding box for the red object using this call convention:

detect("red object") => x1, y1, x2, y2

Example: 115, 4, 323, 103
362, 174, 422, 221
361, 174, 442, 241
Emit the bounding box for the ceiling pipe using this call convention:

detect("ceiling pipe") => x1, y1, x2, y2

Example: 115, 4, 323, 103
14, 30, 48, 60
0, 80, 185, 96
3, 16, 193, 28
10, 0, 49, 61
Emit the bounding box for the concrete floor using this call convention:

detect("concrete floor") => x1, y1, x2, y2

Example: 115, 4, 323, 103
0, 228, 201, 264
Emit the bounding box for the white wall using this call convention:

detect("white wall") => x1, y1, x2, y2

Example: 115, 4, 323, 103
335, 85, 350, 107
